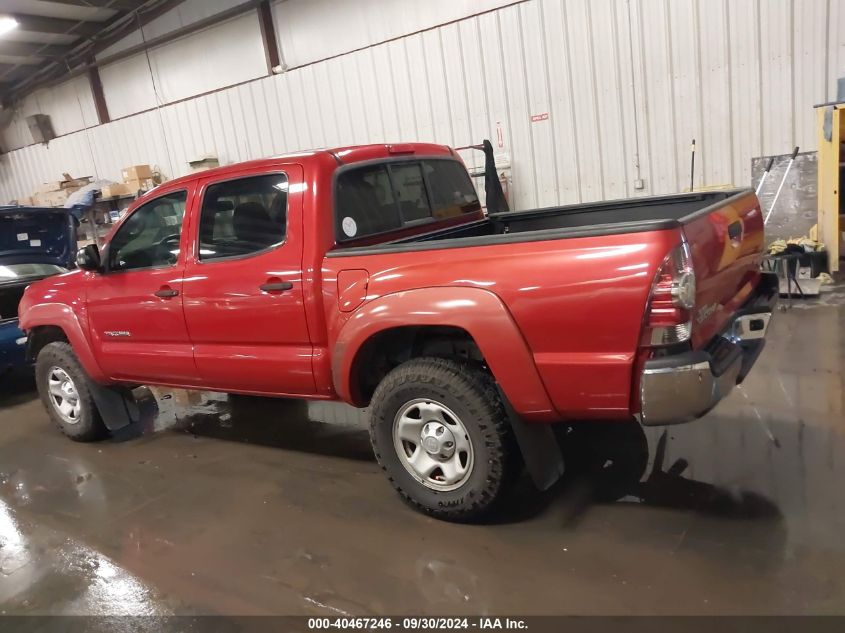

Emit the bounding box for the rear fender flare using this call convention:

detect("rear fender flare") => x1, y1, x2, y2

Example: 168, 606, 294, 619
333, 287, 557, 421
20, 303, 108, 384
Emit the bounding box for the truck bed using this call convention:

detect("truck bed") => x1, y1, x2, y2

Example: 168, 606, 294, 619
328, 186, 764, 358
334, 189, 745, 254
488, 190, 738, 233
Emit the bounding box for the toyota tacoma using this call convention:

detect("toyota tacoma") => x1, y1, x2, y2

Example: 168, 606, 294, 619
18, 142, 777, 520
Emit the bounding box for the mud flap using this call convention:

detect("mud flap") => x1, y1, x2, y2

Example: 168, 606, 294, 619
499, 389, 564, 490
88, 382, 139, 431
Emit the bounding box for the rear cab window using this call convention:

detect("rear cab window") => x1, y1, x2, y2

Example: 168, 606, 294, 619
335, 159, 480, 243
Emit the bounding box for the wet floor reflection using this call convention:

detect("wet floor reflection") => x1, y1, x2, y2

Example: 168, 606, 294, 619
0, 287, 842, 614
0, 496, 176, 615
164, 393, 374, 461
111, 378, 827, 539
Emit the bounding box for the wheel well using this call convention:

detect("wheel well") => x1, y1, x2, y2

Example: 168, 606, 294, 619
349, 325, 485, 405
26, 326, 69, 362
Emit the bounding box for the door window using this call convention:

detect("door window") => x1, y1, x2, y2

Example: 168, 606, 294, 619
198, 174, 288, 261
108, 191, 187, 272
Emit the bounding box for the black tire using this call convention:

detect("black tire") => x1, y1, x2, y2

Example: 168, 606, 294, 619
369, 357, 516, 521
35, 342, 107, 442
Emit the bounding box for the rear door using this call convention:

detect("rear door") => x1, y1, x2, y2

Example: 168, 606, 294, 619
682, 190, 766, 347
180, 165, 315, 395
87, 187, 199, 383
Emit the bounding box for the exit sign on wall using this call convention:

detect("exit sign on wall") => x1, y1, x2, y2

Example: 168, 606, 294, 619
530, 113, 549, 123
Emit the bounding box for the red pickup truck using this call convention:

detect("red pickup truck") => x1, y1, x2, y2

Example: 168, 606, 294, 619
19, 142, 777, 520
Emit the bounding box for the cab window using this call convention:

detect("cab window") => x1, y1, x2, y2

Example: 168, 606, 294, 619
198, 174, 288, 261
335, 159, 480, 242
108, 191, 187, 272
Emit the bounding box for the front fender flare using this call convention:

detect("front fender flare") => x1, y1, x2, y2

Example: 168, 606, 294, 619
333, 286, 557, 422
20, 302, 108, 384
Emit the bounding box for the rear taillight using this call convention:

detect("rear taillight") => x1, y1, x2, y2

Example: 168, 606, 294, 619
641, 241, 696, 347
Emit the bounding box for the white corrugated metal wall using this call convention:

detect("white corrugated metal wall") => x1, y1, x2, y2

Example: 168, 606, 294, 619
1, 0, 843, 212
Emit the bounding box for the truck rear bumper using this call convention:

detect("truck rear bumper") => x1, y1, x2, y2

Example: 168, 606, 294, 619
639, 272, 778, 426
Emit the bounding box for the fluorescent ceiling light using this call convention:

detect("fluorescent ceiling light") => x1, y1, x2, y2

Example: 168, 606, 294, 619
0, 17, 18, 37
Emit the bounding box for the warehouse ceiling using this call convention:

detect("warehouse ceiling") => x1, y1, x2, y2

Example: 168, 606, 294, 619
0, 0, 185, 104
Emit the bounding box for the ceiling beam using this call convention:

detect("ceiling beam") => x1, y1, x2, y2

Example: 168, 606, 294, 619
4, 0, 189, 103
40, 0, 144, 9
0, 41, 71, 59
95, 0, 258, 66
86, 57, 110, 124
11, 0, 187, 90
86, 0, 189, 58
12, 14, 105, 39
0, 57, 44, 67
0, 64, 30, 80
257, 0, 280, 74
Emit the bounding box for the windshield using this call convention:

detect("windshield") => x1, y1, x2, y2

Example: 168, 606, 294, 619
0, 263, 66, 282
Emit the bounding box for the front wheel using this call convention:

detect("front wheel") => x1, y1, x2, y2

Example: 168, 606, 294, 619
35, 342, 107, 442
369, 357, 516, 521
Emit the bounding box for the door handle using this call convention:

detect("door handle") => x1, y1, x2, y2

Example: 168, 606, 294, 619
260, 281, 293, 293
154, 287, 179, 298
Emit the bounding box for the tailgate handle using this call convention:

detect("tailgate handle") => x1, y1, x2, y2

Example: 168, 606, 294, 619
728, 221, 743, 244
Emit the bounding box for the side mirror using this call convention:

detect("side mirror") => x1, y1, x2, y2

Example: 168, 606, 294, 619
76, 244, 101, 272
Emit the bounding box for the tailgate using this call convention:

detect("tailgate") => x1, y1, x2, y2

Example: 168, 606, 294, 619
682, 190, 765, 348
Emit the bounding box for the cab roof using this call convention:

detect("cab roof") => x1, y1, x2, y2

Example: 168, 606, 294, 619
160, 143, 455, 189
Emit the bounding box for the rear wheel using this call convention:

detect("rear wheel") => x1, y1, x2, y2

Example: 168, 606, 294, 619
35, 342, 107, 442
369, 357, 516, 521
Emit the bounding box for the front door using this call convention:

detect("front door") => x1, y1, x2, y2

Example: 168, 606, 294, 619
86, 187, 199, 384
181, 167, 315, 395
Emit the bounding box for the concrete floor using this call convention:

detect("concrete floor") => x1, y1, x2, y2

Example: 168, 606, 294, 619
0, 288, 843, 616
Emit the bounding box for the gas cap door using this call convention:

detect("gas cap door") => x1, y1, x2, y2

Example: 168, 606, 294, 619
337, 269, 369, 313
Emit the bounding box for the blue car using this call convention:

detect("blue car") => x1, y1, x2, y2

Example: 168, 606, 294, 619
1, 206, 76, 375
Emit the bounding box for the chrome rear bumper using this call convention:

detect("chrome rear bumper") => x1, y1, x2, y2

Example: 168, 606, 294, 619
639, 273, 778, 426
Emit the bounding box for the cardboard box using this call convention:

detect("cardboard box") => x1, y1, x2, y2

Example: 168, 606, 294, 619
188, 155, 219, 173
124, 177, 154, 193
101, 183, 131, 198
122, 164, 153, 181
37, 175, 91, 194
61, 177, 92, 189
38, 181, 64, 193
32, 189, 69, 207
41, 190, 69, 207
